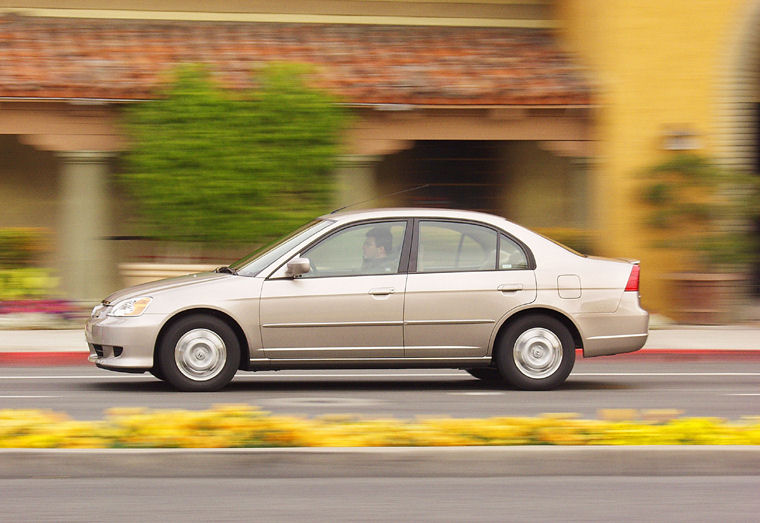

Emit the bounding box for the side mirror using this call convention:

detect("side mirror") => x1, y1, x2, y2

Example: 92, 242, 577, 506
286, 257, 311, 278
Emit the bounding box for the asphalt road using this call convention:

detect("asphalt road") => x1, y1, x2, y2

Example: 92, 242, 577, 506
1, 356, 759, 420
3, 356, 759, 522
2, 476, 759, 522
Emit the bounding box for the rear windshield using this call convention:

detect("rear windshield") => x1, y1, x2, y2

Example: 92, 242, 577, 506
537, 233, 587, 258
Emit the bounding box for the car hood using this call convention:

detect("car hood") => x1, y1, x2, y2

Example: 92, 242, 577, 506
103, 272, 231, 304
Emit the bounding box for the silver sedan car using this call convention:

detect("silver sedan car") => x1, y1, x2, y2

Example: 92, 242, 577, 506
86, 208, 648, 391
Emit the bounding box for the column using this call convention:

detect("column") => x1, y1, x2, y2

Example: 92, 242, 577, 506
58, 151, 115, 302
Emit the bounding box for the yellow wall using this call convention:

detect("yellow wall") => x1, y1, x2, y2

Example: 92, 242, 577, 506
555, 0, 750, 315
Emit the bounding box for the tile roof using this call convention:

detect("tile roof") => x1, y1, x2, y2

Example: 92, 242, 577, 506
0, 15, 592, 105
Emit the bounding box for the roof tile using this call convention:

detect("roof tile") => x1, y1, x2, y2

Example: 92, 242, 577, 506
0, 16, 591, 105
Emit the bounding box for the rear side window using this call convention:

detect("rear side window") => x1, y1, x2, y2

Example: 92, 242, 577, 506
417, 221, 497, 273
499, 234, 529, 270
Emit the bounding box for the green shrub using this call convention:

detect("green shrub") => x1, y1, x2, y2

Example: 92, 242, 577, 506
121, 63, 349, 246
0, 228, 49, 269
0, 268, 58, 299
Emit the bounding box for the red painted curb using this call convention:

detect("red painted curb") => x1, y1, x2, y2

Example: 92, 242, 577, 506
578, 348, 760, 360
641, 348, 760, 355
0, 352, 90, 366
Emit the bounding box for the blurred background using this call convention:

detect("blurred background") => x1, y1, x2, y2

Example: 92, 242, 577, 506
1, 0, 759, 326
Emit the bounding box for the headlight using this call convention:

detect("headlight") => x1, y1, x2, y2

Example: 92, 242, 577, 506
108, 297, 153, 317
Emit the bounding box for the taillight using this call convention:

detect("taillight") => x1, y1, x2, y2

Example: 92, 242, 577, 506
624, 265, 640, 292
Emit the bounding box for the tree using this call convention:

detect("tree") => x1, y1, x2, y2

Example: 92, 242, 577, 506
121, 63, 348, 246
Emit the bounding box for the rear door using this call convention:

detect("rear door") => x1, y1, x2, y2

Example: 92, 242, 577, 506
403, 220, 537, 358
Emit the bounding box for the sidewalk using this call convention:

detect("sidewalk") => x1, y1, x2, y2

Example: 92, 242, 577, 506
1, 326, 759, 353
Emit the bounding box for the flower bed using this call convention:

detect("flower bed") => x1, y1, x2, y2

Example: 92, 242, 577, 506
0, 299, 76, 316
1, 406, 759, 448
0, 299, 82, 329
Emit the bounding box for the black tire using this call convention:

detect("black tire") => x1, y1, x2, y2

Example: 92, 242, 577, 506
496, 315, 575, 390
158, 314, 240, 392
149, 367, 165, 381
465, 367, 503, 382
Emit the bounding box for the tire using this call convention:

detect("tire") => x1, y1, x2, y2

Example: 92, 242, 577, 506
149, 367, 165, 381
496, 315, 575, 390
465, 367, 503, 382
158, 314, 240, 392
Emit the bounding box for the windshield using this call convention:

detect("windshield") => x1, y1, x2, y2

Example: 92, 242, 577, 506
231, 219, 333, 276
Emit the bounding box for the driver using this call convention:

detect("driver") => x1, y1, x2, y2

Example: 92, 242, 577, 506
361, 227, 395, 274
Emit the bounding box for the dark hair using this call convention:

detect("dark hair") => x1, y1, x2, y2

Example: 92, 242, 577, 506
367, 227, 392, 253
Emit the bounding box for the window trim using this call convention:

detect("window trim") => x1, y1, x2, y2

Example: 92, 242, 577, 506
409, 218, 536, 274
266, 218, 414, 280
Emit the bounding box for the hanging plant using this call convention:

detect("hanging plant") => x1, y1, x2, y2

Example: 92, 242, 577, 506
641, 154, 759, 273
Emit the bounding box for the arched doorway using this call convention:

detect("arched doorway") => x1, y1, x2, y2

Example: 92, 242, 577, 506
373, 140, 590, 234
374, 141, 504, 213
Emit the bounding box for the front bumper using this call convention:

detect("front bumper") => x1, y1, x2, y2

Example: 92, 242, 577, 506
85, 312, 164, 370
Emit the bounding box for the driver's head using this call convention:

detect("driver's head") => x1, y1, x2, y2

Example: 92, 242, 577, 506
363, 227, 392, 260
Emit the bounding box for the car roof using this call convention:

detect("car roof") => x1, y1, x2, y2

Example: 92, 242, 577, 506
321, 207, 511, 225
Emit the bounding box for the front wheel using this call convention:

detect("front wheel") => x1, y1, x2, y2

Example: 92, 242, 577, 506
149, 367, 165, 381
158, 314, 240, 392
496, 315, 575, 390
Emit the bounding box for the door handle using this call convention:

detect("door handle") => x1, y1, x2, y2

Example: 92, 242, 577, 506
369, 287, 395, 296
497, 283, 523, 292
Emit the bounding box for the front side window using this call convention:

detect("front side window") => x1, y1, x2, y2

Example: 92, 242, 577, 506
301, 221, 407, 278
417, 221, 497, 273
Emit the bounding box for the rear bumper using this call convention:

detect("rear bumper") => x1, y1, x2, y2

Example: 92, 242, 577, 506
578, 293, 649, 357
583, 332, 648, 357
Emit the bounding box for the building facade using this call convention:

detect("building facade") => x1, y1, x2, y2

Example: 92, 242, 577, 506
558, 0, 760, 316
0, 0, 758, 320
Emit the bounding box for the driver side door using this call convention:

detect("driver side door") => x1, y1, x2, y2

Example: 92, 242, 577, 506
259, 220, 411, 361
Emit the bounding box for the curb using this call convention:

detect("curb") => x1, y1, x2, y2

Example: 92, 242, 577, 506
2, 349, 760, 366
0, 352, 90, 365
1, 446, 758, 478
596, 349, 760, 360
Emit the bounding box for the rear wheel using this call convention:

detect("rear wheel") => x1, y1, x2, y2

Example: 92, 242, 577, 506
496, 315, 575, 390
158, 314, 240, 392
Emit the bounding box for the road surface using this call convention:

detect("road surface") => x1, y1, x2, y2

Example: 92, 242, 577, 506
1, 475, 758, 522
1, 356, 758, 420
